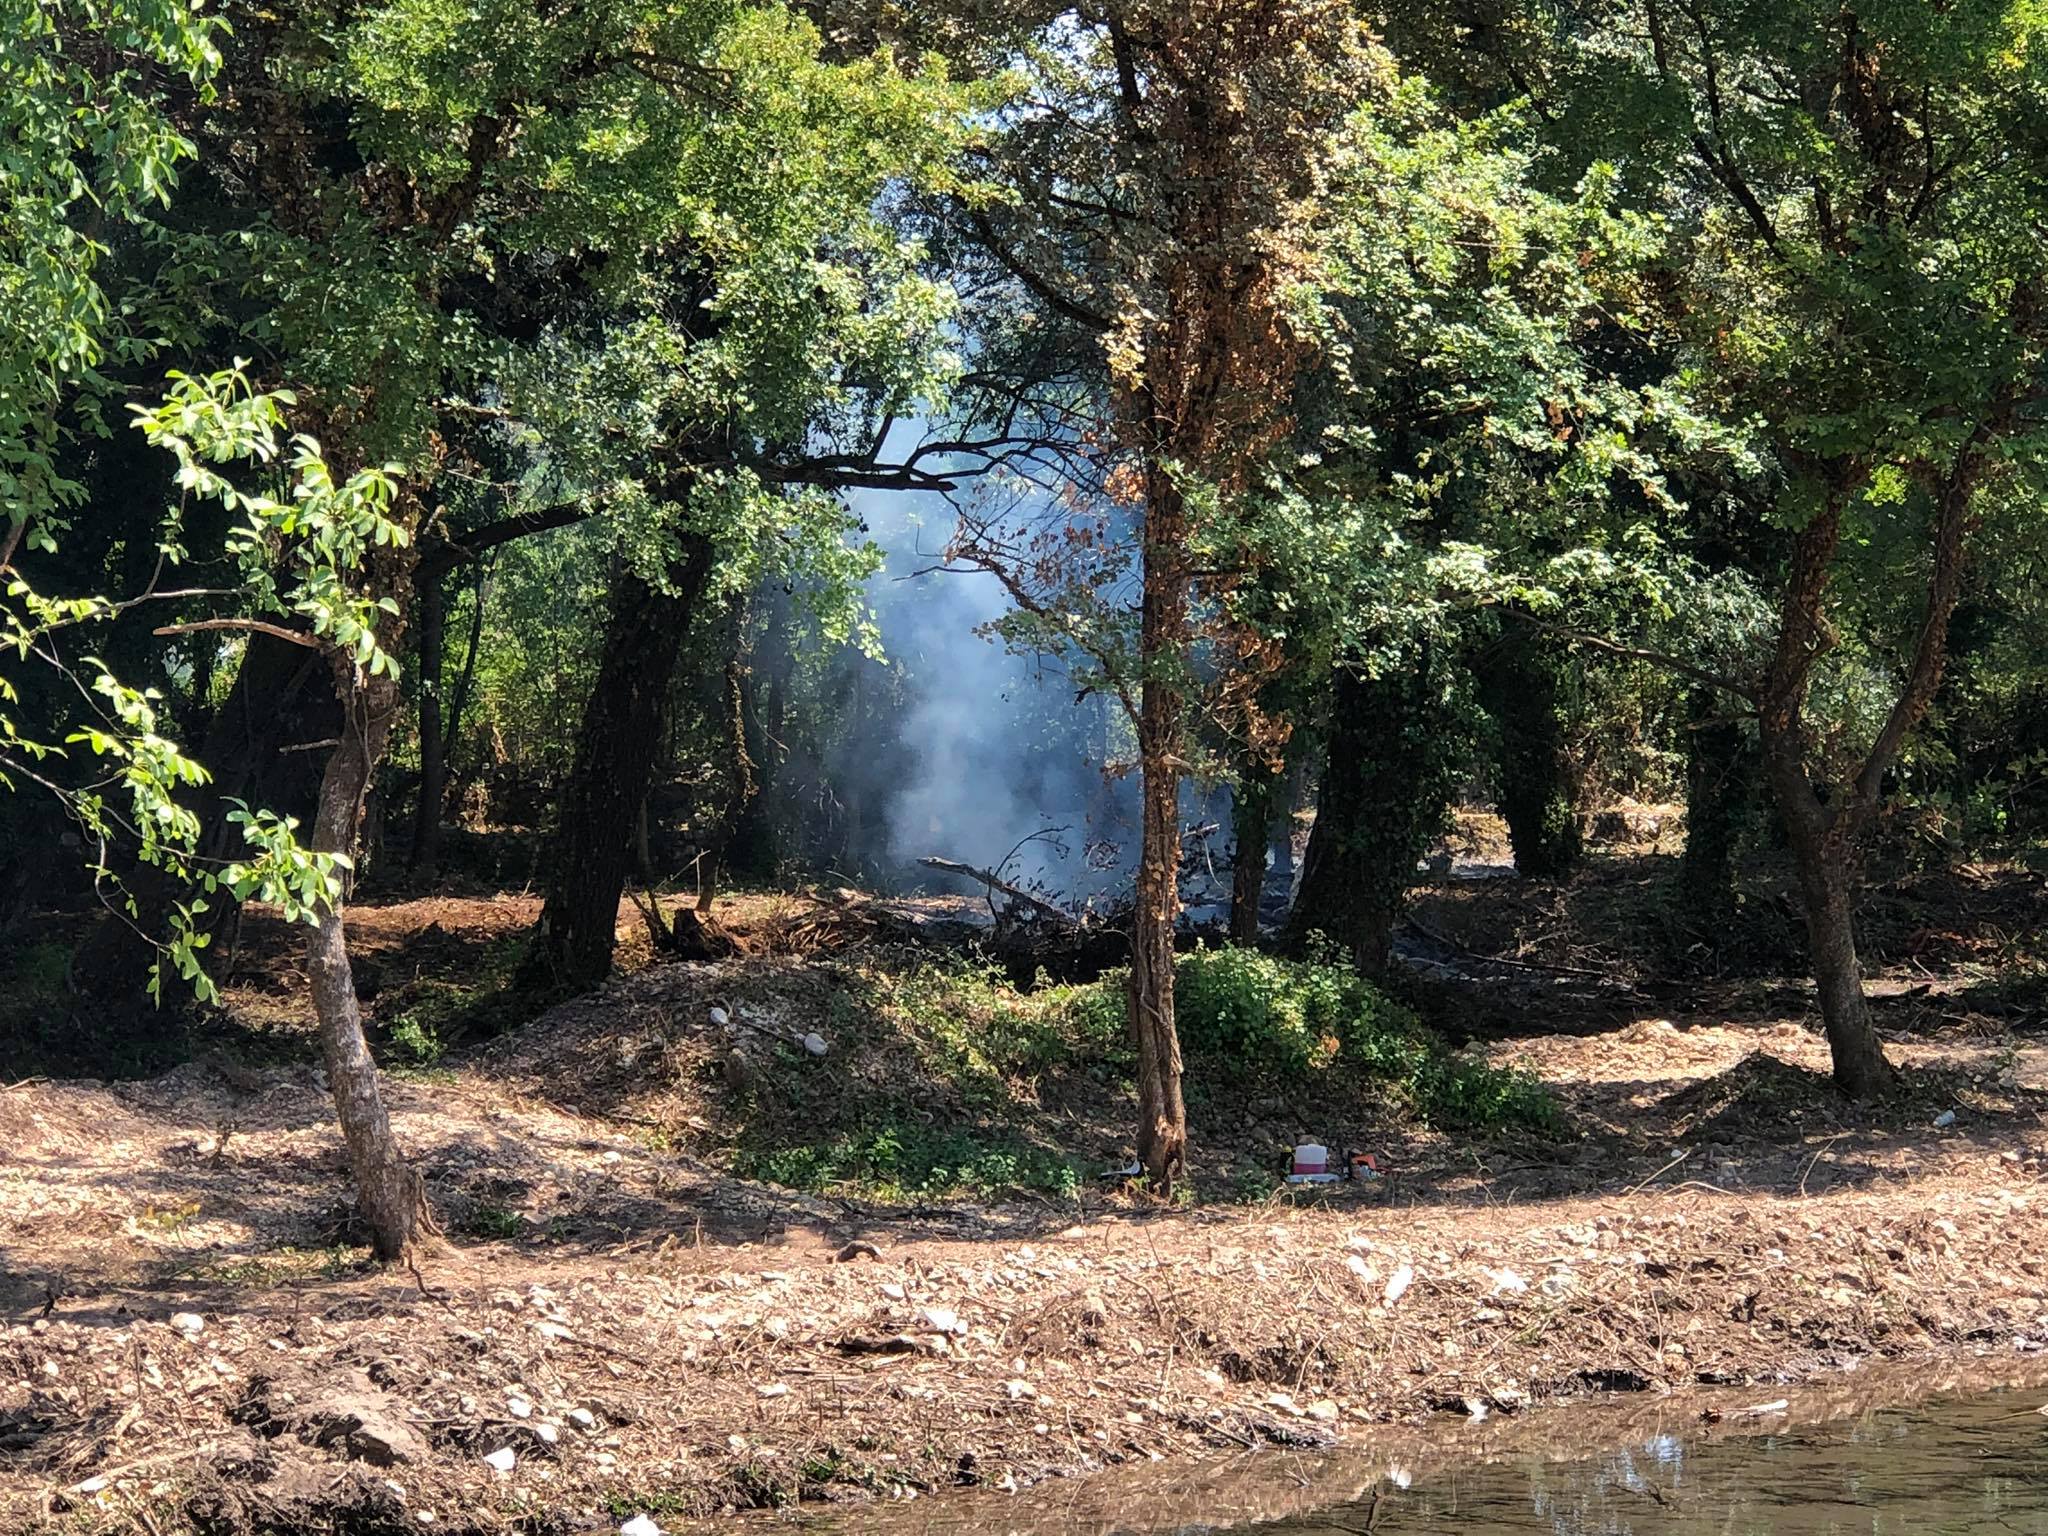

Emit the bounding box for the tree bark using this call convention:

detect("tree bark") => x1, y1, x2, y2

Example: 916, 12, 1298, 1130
407, 566, 446, 878
1478, 626, 1581, 880
309, 661, 420, 1260
1129, 467, 1189, 1193
1781, 803, 1893, 1099
1229, 759, 1273, 943
1289, 655, 1470, 978
435, 564, 490, 836
523, 536, 713, 990
1680, 687, 1754, 919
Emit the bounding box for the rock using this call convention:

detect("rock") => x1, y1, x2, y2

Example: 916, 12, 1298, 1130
1383, 1263, 1414, 1307
801, 1033, 828, 1057
506, 1395, 532, 1419
708, 1007, 730, 1029
534, 1423, 559, 1444
171, 1312, 205, 1337
620, 1516, 664, 1536
1934, 1109, 1958, 1129
482, 1446, 516, 1473
757, 1383, 790, 1399
1004, 1379, 1037, 1401
568, 1408, 599, 1432
834, 1241, 882, 1263
1307, 1399, 1340, 1423
300, 1377, 425, 1467
920, 1307, 966, 1336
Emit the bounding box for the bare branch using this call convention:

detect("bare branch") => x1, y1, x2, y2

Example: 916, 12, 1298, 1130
153, 619, 325, 650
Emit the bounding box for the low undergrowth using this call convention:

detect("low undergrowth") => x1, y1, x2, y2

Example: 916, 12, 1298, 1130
725, 943, 1557, 1204
370, 932, 529, 1068
1169, 942, 1556, 1133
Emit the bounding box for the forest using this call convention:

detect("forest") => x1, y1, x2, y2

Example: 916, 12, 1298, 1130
5, 0, 2048, 1531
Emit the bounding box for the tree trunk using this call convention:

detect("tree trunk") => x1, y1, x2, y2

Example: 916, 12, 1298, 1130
1129, 468, 1189, 1193
523, 537, 713, 990
408, 567, 447, 878
1757, 498, 1896, 1097
1271, 754, 1306, 885
1785, 815, 1893, 1099
1679, 687, 1754, 919
1229, 759, 1273, 943
309, 662, 420, 1260
727, 590, 787, 879
1289, 655, 1470, 978
1479, 627, 1580, 880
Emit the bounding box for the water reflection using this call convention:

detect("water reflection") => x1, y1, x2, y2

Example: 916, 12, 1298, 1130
794, 1361, 2048, 1536
1321, 1389, 2048, 1534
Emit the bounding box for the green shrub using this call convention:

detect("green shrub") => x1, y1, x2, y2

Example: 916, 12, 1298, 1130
1059, 943, 1558, 1134
877, 959, 1132, 1106
384, 1014, 445, 1066
739, 1123, 1081, 1202
1172, 942, 1415, 1074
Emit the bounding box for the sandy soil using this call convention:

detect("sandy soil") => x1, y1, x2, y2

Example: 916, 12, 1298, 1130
9, 909, 2048, 1534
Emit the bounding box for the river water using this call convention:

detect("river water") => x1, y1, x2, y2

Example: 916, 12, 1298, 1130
1271, 1387, 2048, 1534
807, 1362, 2048, 1536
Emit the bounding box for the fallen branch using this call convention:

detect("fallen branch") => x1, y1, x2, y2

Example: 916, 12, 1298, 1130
1403, 916, 1622, 983
917, 856, 1077, 929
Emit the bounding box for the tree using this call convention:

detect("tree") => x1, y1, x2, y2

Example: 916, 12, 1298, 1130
6, 365, 420, 1255
1537, 0, 2048, 1094
0, 0, 222, 567
496, 15, 976, 989
948, 0, 1381, 1192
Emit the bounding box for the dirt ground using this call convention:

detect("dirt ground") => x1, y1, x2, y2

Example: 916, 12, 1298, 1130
8, 844, 2048, 1534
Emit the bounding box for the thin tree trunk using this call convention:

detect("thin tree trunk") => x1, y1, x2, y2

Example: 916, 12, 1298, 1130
408, 568, 446, 877
309, 662, 420, 1260
1272, 754, 1306, 884
434, 563, 490, 840
1229, 760, 1273, 943
523, 536, 713, 990
1129, 466, 1189, 1193
1756, 497, 1896, 1096
1784, 809, 1893, 1099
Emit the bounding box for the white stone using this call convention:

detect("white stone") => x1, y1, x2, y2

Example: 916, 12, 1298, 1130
482, 1447, 516, 1473
170, 1312, 205, 1337
568, 1408, 599, 1432
619, 1516, 664, 1536
506, 1395, 532, 1418
801, 1033, 828, 1056
1383, 1263, 1414, 1307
